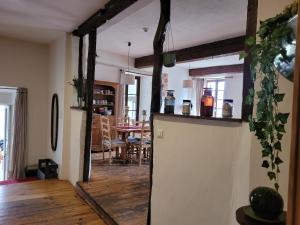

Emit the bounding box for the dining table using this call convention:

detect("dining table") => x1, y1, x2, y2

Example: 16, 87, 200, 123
111, 124, 151, 162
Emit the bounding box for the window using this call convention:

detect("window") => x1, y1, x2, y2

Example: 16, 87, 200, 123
206, 79, 225, 117
125, 77, 140, 121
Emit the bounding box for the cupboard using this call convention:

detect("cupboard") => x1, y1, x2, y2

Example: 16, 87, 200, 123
91, 80, 118, 152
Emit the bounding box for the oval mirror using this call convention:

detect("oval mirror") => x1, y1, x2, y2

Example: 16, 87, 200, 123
51, 94, 59, 151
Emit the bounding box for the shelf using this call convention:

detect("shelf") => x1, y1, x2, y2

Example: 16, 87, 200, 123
154, 113, 242, 123
93, 93, 115, 96
93, 104, 114, 107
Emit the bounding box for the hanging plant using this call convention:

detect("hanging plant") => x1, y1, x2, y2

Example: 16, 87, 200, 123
240, 1, 297, 191
163, 22, 176, 67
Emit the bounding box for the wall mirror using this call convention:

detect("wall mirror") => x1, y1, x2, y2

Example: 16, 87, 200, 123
51, 93, 59, 151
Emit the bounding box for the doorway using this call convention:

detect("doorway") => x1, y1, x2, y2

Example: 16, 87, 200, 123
0, 104, 12, 181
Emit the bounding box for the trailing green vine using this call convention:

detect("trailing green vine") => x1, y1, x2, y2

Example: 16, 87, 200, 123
241, 1, 297, 191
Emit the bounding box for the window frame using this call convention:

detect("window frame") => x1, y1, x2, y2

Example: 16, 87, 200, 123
125, 76, 141, 121
206, 79, 225, 117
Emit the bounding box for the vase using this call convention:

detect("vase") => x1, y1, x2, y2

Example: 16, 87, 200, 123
249, 187, 284, 220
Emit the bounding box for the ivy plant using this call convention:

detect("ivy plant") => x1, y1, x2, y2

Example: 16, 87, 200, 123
240, 1, 297, 191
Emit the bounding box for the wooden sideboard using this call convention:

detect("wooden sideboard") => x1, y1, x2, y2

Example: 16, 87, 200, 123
91, 80, 119, 152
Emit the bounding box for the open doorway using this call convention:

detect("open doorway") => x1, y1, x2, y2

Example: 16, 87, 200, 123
0, 88, 15, 181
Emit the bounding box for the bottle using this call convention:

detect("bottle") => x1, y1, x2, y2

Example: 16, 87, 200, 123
182, 100, 192, 115
164, 90, 175, 114
200, 88, 214, 117
222, 99, 233, 117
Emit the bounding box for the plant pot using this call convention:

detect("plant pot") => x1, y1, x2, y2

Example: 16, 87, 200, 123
163, 53, 176, 67
249, 187, 284, 220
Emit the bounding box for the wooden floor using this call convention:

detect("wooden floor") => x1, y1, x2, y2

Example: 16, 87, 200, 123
78, 160, 150, 225
0, 179, 106, 225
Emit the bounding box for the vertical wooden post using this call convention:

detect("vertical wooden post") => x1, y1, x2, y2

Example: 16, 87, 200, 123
242, 0, 258, 121
78, 36, 84, 79
83, 30, 97, 182
287, 3, 300, 225
148, 0, 170, 224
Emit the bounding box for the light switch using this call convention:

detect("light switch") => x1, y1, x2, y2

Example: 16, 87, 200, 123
157, 129, 164, 138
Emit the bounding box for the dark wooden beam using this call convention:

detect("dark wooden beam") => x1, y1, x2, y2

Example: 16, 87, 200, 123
83, 30, 97, 182
78, 36, 83, 79
287, 2, 300, 225
189, 64, 244, 77
148, 0, 170, 224
241, 0, 258, 121
73, 0, 138, 36
135, 36, 245, 68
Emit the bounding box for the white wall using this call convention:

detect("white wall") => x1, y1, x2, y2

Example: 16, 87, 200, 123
47, 35, 66, 177
152, 116, 250, 225
69, 109, 86, 185
151, 1, 294, 225
140, 65, 190, 118
0, 36, 49, 166
224, 73, 243, 118
95, 50, 134, 83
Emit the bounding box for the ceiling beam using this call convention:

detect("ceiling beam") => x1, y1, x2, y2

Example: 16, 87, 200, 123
189, 64, 244, 77
135, 36, 245, 68
73, 0, 138, 37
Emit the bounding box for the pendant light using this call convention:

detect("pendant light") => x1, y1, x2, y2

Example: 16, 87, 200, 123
123, 42, 135, 85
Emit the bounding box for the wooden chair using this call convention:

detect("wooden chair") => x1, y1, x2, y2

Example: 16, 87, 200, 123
100, 116, 126, 164
132, 120, 151, 165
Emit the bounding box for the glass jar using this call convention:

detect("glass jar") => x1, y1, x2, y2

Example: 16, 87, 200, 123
164, 90, 175, 114
182, 100, 192, 115
200, 88, 214, 117
222, 99, 233, 117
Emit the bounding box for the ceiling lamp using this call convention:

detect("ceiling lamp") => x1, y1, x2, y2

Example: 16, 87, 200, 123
182, 80, 193, 88
123, 42, 135, 85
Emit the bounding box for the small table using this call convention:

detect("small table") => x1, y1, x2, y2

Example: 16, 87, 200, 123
236, 206, 286, 225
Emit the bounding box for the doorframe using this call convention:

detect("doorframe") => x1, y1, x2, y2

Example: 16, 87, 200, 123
287, 2, 300, 224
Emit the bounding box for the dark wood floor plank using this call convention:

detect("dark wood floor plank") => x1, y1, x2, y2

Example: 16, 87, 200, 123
0, 180, 107, 225
78, 161, 150, 225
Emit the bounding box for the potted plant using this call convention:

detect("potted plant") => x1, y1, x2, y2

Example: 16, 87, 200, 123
239, 1, 297, 222
69, 76, 86, 108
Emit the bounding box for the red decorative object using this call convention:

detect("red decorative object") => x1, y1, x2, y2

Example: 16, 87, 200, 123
201, 88, 214, 117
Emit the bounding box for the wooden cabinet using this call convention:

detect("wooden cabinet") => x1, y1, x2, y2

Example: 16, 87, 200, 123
91, 81, 119, 152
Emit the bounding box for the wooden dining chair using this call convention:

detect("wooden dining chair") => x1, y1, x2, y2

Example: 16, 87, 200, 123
100, 116, 126, 164
132, 120, 151, 165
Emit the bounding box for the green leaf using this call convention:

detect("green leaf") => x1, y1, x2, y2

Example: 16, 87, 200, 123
268, 171, 276, 181
249, 119, 255, 132
276, 113, 289, 124
274, 157, 284, 165
274, 183, 279, 191
274, 141, 282, 151
245, 36, 256, 46
275, 124, 286, 133
239, 51, 248, 60
274, 93, 285, 102
277, 133, 283, 140
262, 160, 270, 168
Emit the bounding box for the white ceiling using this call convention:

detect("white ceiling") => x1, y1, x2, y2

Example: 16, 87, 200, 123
0, 0, 108, 43
97, 0, 248, 58
178, 54, 244, 69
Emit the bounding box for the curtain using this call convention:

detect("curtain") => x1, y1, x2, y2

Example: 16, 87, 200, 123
11, 88, 27, 179
194, 78, 204, 116
118, 71, 126, 119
